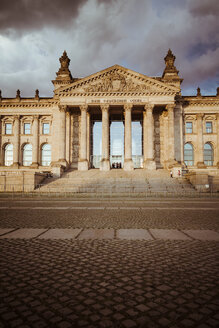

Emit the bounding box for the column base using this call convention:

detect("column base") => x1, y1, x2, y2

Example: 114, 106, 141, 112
58, 159, 68, 168
123, 159, 134, 171
165, 159, 178, 169
51, 164, 65, 178
143, 159, 156, 170
30, 162, 39, 169
197, 162, 207, 169
100, 159, 110, 171
78, 160, 88, 171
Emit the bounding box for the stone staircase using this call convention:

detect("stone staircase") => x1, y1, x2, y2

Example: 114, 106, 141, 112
35, 169, 197, 195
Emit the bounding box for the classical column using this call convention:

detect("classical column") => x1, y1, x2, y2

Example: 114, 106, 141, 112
196, 113, 206, 168
78, 104, 88, 171
31, 115, 39, 168
143, 110, 147, 164
160, 110, 168, 166
217, 114, 219, 168
143, 104, 156, 170
13, 115, 20, 168
166, 103, 177, 167
123, 103, 134, 171
100, 104, 110, 171
179, 107, 184, 164
173, 102, 183, 164
58, 105, 67, 166
0, 115, 2, 165
66, 111, 71, 164
87, 110, 91, 166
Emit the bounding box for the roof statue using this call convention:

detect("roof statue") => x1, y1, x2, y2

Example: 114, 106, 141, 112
52, 50, 73, 90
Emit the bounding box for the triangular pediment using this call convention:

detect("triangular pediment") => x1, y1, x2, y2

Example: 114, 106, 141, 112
56, 65, 179, 96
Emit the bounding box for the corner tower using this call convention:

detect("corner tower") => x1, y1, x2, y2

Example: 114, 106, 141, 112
52, 51, 73, 91
162, 49, 182, 91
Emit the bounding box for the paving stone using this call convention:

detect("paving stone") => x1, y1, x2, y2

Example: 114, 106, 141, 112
182, 230, 219, 241
149, 229, 191, 240
78, 229, 114, 239
116, 229, 153, 240
0, 228, 47, 239
38, 228, 82, 239
0, 198, 218, 328
136, 304, 149, 312
0, 228, 16, 236
122, 319, 137, 328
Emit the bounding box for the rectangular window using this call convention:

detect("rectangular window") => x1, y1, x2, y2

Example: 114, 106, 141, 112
43, 123, 50, 134
206, 122, 212, 133
186, 122, 193, 134
5, 123, 12, 134
24, 123, 31, 135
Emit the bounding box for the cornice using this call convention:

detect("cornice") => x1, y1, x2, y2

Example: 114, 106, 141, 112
0, 100, 59, 109
182, 96, 219, 107
59, 91, 176, 97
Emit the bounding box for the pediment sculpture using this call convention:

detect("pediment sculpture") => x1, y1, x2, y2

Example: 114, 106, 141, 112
83, 72, 151, 93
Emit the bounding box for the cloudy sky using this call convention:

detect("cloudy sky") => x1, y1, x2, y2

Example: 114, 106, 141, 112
0, 0, 218, 98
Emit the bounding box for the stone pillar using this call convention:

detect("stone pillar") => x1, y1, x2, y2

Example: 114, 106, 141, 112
196, 113, 206, 168
143, 104, 156, 170
100, 104, 110, 171
66, 111, 71, 164
31, 115, 39, 168
87, 111, 91, 166
167, 104, 176, 165
173, 102, 184, 165
13, 115, 20, 168
0, 115, 2, 165
58, 105, 67, 166
216, 114, 219, 167
78, 104, 88, 171
179, 107, 184, 164
123, 104, 134, 171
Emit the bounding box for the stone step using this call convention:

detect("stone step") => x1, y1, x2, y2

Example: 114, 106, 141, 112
36, 169, 197, 193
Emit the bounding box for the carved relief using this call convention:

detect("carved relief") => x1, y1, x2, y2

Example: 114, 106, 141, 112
83, 72, 152, 93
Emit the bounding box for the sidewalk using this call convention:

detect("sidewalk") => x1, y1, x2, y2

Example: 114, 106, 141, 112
1, 228, 219, 241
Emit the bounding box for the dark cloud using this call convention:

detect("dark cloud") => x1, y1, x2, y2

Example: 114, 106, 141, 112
188, 0, 219, 16
0, 0, 88, 34
0, 0, 218, 97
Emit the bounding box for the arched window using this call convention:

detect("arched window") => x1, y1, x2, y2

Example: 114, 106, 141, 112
184, 143, 194, 166
4, 144, 13, 166
23, 144, 32, 166
41, 144, 51, 166
204, 143, 213, 166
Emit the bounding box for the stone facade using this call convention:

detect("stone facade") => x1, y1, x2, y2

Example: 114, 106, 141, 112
0, 49, 218, 178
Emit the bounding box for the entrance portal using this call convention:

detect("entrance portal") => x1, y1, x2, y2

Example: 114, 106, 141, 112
110, 121, 124, 168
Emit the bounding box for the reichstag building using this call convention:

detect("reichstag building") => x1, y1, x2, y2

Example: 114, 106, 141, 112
0, 50, 219, 178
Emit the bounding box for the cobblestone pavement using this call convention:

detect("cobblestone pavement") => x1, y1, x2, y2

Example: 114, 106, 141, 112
0, 199, 219, 231
0, 198, 219, 328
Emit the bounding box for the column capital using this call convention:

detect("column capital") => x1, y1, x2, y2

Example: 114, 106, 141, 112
124, 103, 133, 112
80, 104, 88, 112
33, 115, 39, 120
14, 115, 20, 121
196, 113, 204, 120
166, 103, 175, 112
144, 103, 154, 112
59, 105, 68, 113
100, 104, 109, 112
